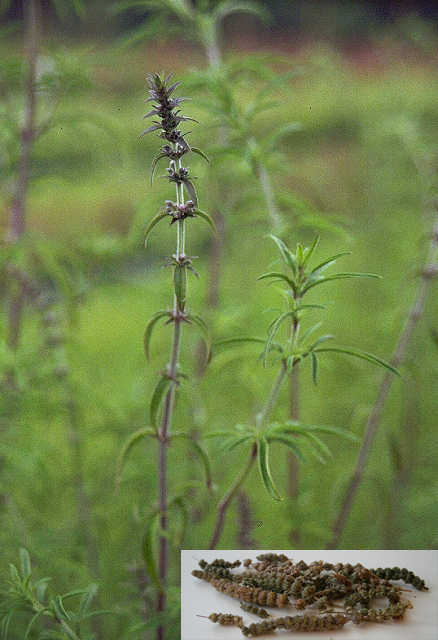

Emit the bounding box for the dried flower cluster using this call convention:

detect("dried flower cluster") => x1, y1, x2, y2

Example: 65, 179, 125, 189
193, 554, 428, 637
211, 578, 289, 608
240, 603, 269, 618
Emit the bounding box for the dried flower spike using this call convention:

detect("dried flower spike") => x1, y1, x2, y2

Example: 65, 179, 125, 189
240, 602, 269, 618
197, 613, 244, 628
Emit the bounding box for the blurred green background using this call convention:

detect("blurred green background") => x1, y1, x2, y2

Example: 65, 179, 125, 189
1, 1, 437, 638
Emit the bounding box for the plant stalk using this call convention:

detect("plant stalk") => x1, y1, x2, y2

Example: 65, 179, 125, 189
156, 179, 185, 640
327, 210, 438, 550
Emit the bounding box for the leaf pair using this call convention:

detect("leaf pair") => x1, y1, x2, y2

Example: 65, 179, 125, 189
144, 311, 211, 364
144, 207, 216, 247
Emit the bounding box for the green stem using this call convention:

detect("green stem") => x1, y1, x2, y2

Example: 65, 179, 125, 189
257, 359, 288, 427
288, 309, 301, 545
156, 172, 185, 640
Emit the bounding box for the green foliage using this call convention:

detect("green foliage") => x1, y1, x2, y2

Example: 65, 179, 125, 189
0, 549, 107, 639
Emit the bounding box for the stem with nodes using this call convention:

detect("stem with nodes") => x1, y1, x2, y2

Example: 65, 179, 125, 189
327, 208, 438, 550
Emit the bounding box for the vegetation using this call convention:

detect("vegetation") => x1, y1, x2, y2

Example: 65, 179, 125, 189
0, 2, 437, 638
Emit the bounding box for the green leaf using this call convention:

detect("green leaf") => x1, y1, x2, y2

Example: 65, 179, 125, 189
186, 313, 211, 361
50, 595, 70, 622
223, 434, 253, 453
115, 427, 157, 492
213, 0, 271, 26
144, 311, 172, 361
193, 208, 217, 235
150, 375, 172, 428
24, 611, 45, 639
267, 434, 305, 461
302, 236, 320, 266
310, 251, 351, 275
212, 336, 266, 354
78, 584, 98, 619
257, 437, 282, 502
264, 311, 294, 366
303, 272, 380, 294
19, 548, 31, 579
151, 152, 168, 183
313, 346, 400, 376
142, 512, 162, 590
268, 234, 297, 276
144, 211, 169, 247
309, 334, 335, 349
183, 179, 198, 206
8, 563, 20, 584
191, 146, 209, 163
172, 435, 214, 494
258, 271, 295, 290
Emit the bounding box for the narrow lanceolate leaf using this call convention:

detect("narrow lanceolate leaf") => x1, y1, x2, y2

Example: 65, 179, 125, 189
140, 124, 162, 137
223, 434, 254, 453
310, 251, 351, 275
169, 495, 188, 546
150, 375, 172, 428
78, 583, 99, 619
142, 512, 162, 590
268, 234, 297, 275
311, 352, 318, 385
191, 147, 209, 163
193, 209, 217, 235
302, 236, 320, 266
144, 211, 169, 247
183, 179, 198, 206
187, 314, 211, 361
51, 595, 70, 621
267, 434, 305, 461
172, 434, 214, 494
24, 611, 45, 639
257, 437, 282, 502
313, 346, 400, 376
212, 336, 269, 356
302, 272, 381, 294
258, 272, 295, 291
264, 311, 294, 366
115, 427, 157, 492
151, 152, 168, 183
144, 311, 172, 361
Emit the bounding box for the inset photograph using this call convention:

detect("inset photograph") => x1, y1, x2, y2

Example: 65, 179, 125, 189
181, 550, 437, 640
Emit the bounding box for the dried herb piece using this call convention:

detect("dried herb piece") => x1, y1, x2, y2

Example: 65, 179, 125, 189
370, 567, 428, 591
211, 578, 289, 608
240, 602, 269, 618
197, 612, 243, 627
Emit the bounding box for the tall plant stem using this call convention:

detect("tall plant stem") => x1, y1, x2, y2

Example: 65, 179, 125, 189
7, 0, 38, 365
327, 211, 438, 550
156, 174, 185, 640
209, 360, 287, 550
288, 311, 301, 544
